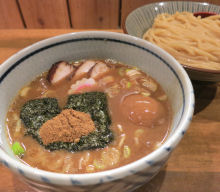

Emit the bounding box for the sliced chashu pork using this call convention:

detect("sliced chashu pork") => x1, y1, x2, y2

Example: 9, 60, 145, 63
73, 60, 96, 80
47, 61, 75, 84
90, 62, 110, 79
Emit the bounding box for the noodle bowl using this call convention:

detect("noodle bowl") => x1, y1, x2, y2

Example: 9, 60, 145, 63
143, 12, 220, 71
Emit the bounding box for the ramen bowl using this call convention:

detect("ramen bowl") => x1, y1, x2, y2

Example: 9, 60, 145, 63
0, 31, 194, 192
123, 1, 220, 82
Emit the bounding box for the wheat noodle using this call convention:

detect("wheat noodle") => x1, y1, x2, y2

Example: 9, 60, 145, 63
143, 12, 220, 70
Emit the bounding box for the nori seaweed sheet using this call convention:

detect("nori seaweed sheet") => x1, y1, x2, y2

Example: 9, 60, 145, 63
20, 98, 61, 140
20, 92, 113, 152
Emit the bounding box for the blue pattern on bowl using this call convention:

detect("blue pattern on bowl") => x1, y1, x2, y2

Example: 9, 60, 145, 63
182, 130, 186, 135
18, 168, 25, 175
41, 176, 50, 183
3, 160, 9, 168
165, 147, 172, 152
70, 179, 81, 185
146, 160, 153, 165
106, 176, 114, 180
129, 170, 137, 174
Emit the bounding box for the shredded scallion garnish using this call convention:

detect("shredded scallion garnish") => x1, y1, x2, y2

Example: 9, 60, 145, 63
93, 160, 105, 169
126, 82, 131, 88
123, 145, 131, 158
12, 142, 25, 156
118, 68, 125, 76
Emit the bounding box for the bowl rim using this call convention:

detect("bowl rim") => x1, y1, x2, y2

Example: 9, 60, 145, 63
0, 31, 194, 186
122, 1, 220, 75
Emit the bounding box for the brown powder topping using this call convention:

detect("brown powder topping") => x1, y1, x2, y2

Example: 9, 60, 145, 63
39, 109, 96, 145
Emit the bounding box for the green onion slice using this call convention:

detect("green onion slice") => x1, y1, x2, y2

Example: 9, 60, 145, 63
93, 159, 105, 169
118, 68, 125, 76
123, 145, 131, 159
12, 142, 25, 156
141, 92, 151, 97
126, 82, 131, 88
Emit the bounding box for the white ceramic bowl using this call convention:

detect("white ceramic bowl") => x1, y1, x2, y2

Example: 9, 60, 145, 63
123, 1, 220, 82
0, 31, 194, 192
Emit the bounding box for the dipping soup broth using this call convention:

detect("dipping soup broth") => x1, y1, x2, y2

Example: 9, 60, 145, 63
6, 59, 171, 174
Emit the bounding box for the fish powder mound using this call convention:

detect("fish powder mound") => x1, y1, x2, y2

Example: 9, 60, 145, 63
39, 109, 96, 145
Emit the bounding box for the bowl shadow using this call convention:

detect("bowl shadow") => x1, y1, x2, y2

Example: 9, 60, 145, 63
192, 81, 218, 114
134, 168, 167, 192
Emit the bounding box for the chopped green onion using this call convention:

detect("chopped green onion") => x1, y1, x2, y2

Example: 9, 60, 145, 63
135, 129, 144, 137
126, 69, 141, 78
125, 68, 131, 72
118, 68, 125, 76
101, 148, 120, 166
12, 142, 25, 156
123, 145, 131, 159
118, 134, 126, 148
141, 92, 151, 97
93, 160, 105, 169
155, 142, 162, 149
86, 165, 95, 172
126, 82, 131, 88
132, 67, 139, 70
141, 78, 157, 92
157, 94, 167, 101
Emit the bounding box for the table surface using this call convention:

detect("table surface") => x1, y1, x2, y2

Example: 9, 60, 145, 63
0, 29, 219, 192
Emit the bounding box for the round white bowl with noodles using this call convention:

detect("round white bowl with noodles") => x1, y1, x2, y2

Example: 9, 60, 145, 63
123, 1, 220, 82
0, 31, 194, 192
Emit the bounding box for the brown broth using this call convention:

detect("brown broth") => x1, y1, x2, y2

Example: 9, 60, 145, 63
6, 59, 171, 174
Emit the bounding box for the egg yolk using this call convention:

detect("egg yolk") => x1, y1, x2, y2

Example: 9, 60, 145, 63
121, 94, 165, 127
